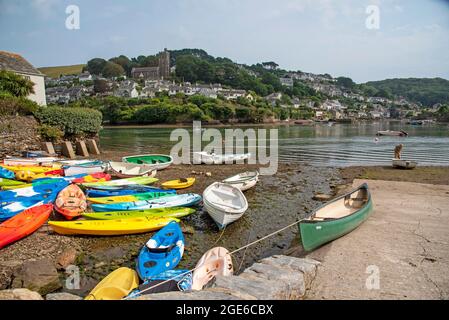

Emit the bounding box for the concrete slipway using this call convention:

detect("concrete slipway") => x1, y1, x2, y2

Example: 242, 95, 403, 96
306, 179, 449, 300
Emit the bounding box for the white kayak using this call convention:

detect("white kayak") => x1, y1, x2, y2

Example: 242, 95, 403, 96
222, 171, 259, 191
191, 247, 233, 291
63, 162, 107, 176
109, 161, 157, 178
3, 157, 59, 166
203, 182, 248, 229
193, 152, 251, 165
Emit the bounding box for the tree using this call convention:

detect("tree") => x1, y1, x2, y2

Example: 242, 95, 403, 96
101, 61, 125, 78
261, 62, 279, 70
109, 55, 132, 75
86, 58, 107, 75
0, 70, 35, 97
336, 77, 356, 89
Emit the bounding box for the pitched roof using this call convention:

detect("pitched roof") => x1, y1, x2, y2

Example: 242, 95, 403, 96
0, 51, 43, 76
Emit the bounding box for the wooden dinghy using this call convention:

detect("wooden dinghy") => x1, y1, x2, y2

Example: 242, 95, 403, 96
299, 183, 373, 251
203, 182, 248, 230
191, 247, 233, 290
222, 171, 259, 191
122, 154, 173, 171
376, 130, 408, 137
193, 152, 251, 165
55, 184, 87, 220
392, 158, 417, 169
109, 161, 157, 178
85, 267, 139, 300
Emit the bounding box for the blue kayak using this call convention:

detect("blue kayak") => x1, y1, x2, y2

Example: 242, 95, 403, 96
86, 186, 176, 198
91, 193, 202, 212
0, 179, 70, 201
127, 269, 192, 298
0, 167, 15, 179
136, 221, 185, 280
0, 194, 56, 221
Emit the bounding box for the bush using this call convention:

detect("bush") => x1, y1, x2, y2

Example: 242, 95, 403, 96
36, 107, 103, 136
38, 124, 64, 142
0, 95, 39, 116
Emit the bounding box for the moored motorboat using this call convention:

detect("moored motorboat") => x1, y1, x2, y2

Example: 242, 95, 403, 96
299, 183, 373, 251
191, 247, 233, 290
392, 158, 417, 169
122, 154, 173, 171
203, 182, 248, 229
108, 161, 157, 178
222, 171, 259, 191
193, 152, 251, 165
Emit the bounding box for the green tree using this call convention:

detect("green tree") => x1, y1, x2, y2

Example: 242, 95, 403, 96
101, 61, 125, 78
336, 76, 356, 89
87, 58, 107, 75
0, 70, 35, 97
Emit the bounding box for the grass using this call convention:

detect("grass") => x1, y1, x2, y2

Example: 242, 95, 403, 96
38, 64, 86, 78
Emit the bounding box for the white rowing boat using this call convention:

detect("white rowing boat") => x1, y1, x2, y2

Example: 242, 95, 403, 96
392, 158, 417, 169
203, 182, 248, 229
109, 161, 157, 178
222, 171, 259, 191
193, 152, 251, 165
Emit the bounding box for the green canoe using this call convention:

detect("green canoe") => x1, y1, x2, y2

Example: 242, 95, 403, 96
0, 178, 26, 188
82, 207, 196, 220
299, 183, 373, 251
122, 154, 173, 170
82, 176, 158, 188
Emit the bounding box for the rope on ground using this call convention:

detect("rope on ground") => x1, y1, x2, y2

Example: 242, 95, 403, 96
122, 218, 304, 300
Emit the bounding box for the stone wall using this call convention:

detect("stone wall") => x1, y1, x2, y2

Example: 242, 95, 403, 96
0, 116, 41, 159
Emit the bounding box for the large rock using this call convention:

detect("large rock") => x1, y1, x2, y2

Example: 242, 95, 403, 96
45, 292, 82, 300
56, 248, 78, 270
11, 258, 62, 295
0, 260, 21, 290
0, 289, 43, 300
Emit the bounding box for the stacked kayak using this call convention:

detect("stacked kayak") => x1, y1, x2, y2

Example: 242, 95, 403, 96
91, 193, 202, 212
0, 179, 69, 201
0, 167, 15, 179
71, 173, 111, 184
0, 178, 26, 188
48, 216, 179, 236
85, 267, 139, 300
55, 184, 87, 220
82, 176, 158, 188
85, 185, 171, 198
87, 190, 176, 204
136, 221, 184, 280
63, 161, 106, 176
82, 207, 195, 220
0, 204, 53, 249
2, 157, 59, 166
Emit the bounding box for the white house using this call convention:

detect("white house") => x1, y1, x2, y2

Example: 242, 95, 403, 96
0, 51, 47, 105
78, 72, 92, 82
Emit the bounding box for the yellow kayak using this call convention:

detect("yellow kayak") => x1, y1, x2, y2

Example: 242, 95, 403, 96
161, 177, 195, 189
0, 164, 61, 174
85, 267, 139, 300
48, 216, 179, 236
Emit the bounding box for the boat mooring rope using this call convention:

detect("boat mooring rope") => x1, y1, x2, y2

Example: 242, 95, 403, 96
122, 219, 304, 300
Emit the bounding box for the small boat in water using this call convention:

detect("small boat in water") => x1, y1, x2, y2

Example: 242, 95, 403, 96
193, 152, 251, 165
136, 221, 184, 280
392, 158, 417, 169
222, 171, 259, 191
203, 182, 248, 229
109, 161, 157, 178
299, 183, 373, 251
85, 267, 139, 300
122, 154, 173, 171
376, 130, 408, 137
192, 247, 233, 290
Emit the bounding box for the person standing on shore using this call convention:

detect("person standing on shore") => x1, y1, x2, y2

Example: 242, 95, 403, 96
394, 144, 403, 159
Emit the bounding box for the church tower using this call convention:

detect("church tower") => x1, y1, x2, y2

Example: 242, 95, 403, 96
158, 48, 170, 79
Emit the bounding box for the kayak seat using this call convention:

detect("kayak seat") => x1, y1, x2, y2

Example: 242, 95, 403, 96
147, 243, 176, 253
143, 260, 157, 268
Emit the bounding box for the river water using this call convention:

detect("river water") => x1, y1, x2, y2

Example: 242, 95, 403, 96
100, 122, 449, 166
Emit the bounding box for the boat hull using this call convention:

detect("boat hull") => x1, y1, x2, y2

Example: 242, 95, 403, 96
299, 194, 373, 251
122, 154, 173, 171
392, 159, 417, 169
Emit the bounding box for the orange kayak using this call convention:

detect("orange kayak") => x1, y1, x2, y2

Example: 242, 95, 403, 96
0, 204, 53, 249
55, 184, 87, 220
72, 173, 112, 184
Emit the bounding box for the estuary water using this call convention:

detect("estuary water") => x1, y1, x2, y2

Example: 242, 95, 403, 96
99, 122, 449, 167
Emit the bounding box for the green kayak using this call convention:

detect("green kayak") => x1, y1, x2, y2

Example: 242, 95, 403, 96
122, 154, 173, 170
82, 176, 158, 188
0, 178, 26, 188
299, 183, 373, 251
82, 207, 196, 220
87, 190, 176, 204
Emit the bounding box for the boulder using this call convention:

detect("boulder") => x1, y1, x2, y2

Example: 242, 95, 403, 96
0, 260, 21, 290
0, 289, 43, 300
56, 247, 78, 270
45, 292, 82, 300
11, 258, 62, 295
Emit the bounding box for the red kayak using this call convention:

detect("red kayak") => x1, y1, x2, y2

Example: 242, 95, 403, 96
72, 173, 111, 184
0, 204, 53, 249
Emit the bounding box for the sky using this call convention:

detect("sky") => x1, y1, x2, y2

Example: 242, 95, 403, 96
1, 0, 449, 83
